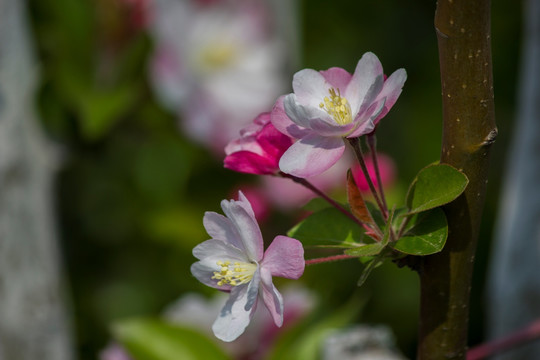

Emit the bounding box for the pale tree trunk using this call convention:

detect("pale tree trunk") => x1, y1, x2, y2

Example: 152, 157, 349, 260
487, 0, 540, 358
0, 0, 74, 359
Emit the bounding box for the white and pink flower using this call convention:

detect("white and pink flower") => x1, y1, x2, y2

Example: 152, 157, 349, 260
149, 0, 287, 152
191, 191, 305, 341
272, 52, 406, 178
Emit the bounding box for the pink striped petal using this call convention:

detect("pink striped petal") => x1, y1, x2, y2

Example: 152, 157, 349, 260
262, 236, 305, 279
279, 134, 345, 178
320, 67, 352, 91
260, 268, 284, 327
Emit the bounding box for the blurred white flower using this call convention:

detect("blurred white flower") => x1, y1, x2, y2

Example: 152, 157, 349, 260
149, 0, 288, 153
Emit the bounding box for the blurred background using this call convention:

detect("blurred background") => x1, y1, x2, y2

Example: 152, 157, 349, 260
3, 0, 522, 358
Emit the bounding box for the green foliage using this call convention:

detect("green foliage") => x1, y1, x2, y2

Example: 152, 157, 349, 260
113, 318, 230, 360
288, 207, 364, 247
391, 208, 448, 255
266, 295, 365, 360
405, 163, 469, 215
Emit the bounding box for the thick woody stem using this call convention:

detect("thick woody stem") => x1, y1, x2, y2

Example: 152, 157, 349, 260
417, 1, 497, 359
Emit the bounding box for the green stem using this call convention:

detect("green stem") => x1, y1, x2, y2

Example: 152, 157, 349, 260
417, 1, 497, 359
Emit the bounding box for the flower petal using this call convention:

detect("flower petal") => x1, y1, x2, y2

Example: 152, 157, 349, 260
283, 94, 332, 130
224, 151, 279, 175
309, 118, 355, 137
260, 268, 284, 327
192, 239, 247, 262
278, 134, 345, 178
320, 67, 352, 91
220, 195, 264, 261
212, 284, 257, 342
262, 236, 305, 279
345, 52, 384, 116
271, 96, 311, 139
346, 98, 385, 138
373, 68, 407, 125
292, 68, 330, 108
203, 211, 244, 250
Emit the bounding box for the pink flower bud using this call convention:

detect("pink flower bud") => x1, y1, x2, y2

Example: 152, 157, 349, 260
224, 113, 293, 175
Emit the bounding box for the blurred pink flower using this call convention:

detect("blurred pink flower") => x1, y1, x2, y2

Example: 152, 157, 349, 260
191, 191, 305, 341
272, 52, 406, 178
224, 113, 293, 175
352, 152, 396, 193
149, 0, 287, 152
261, 154, 352, 210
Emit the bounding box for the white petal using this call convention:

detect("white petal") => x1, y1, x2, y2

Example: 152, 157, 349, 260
292, 68, 330, 108
220, 198, 264, 261
203, 212, 244, 250
212, 270, 260, 342
345, 52, 384, 117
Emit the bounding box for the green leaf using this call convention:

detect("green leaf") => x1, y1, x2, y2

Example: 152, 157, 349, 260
390, 208, 448, 255
405, 164, 468, 215
301, 197, 332, 212
345, 242, 385, 257
357, 255, 384, 286
288, 207, 363, 247
113, 318, 230, 360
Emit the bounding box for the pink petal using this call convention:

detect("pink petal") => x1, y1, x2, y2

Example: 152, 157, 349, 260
279, 134, 345, 178
373, 68, 407, 125
224, 151, 279, 175
346, 98, 385, 138
271, 96, 311, 139
262, 236, 305, 279
345, 52, 384, 116
256, 122, 293, 161
260, 268, 284, 327
292, 68, 330, 108
220, 197, 264, 261
320, 67, 352, 91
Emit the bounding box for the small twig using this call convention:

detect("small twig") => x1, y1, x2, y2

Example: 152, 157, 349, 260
305, 254, 357, 266
467, 318, 540, 360
347, 137, 388, 219
280, 172, 365, 227
366, 134, 389, 214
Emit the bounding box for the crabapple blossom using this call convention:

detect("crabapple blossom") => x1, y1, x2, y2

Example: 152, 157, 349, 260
272, 52, 406, 178
149, 0, 287, 151
224, 112, 293, 175
191, 191, 305, 341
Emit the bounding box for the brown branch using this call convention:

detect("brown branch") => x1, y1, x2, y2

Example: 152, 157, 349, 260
417, 1, 497, 359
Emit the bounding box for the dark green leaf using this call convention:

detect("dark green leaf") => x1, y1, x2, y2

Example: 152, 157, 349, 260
390, 208, 448, 255
357, 255, 384, 286
113, 318, 230, 360
405, 164, 468, 215
288, 207, 363, 247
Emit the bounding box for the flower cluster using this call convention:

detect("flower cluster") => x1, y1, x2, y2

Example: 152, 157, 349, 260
192, 51, 406, 342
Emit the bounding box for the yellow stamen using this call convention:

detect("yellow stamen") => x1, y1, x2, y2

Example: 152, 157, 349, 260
319, 88, 353, 125
212, 260, 257, 286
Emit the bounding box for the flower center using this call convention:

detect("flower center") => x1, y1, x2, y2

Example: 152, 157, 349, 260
212, 260, 257, 286
319, 88, 353, 125
199, 43, 236, 71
